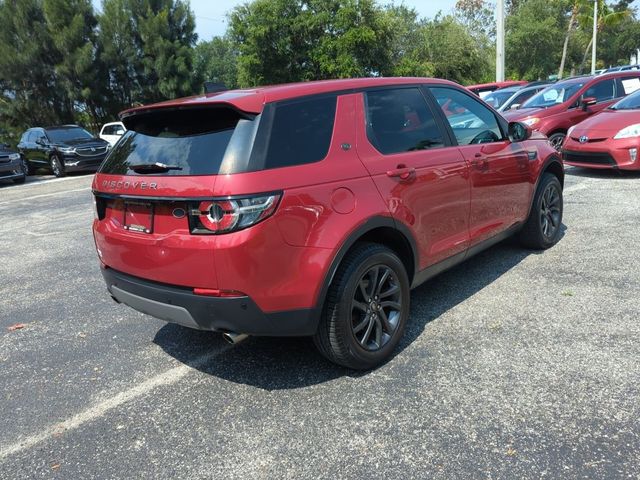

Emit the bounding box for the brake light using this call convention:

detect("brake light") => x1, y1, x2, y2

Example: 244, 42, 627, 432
189, 193, 281, 234
193, 288, 245, 297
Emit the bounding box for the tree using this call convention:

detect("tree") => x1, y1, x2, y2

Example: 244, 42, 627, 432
0, 0, 70, 134
43, 0, 108, 127
506, 0, 569, 80
195, 36, 239, 89
228, 0, 394, 87
576, 0, 631, 72
424, 14, 493, 84
98, 0, 199, 109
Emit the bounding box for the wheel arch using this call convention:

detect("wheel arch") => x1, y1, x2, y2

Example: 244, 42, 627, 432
314, 216, 418, 313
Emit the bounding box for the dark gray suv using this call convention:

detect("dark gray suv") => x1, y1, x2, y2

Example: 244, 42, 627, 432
0, 143, 27, 184
18, 125, 110, 177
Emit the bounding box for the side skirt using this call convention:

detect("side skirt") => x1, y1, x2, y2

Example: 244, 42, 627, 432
410, 223, 522, 289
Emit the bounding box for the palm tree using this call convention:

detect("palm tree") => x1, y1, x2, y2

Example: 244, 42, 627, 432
558, 0, 585, 79
577, 0, 630, 73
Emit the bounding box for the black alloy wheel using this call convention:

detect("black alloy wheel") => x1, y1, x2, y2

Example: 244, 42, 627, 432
518, 173, 563, 249
313, 243, 410, 370
351, 265, 402, 351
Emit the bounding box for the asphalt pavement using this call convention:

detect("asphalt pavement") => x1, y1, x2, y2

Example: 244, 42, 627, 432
0, 169, 639, 479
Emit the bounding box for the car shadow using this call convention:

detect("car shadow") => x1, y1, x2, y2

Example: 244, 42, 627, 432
566, 166, 640, 179
154, 232, 564, 390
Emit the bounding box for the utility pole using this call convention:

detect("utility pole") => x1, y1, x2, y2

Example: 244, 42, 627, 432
591, 0, 598, 74
496, 0, 505, 81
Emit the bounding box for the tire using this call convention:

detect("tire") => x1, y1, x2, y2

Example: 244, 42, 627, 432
50, 154, 65, 177
313, 243, 410, 370
548, 132, 566, 152
518, 173, 563, 249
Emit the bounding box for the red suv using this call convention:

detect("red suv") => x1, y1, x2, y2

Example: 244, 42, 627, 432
92, 77, 564, 369
504, 72, 640, 150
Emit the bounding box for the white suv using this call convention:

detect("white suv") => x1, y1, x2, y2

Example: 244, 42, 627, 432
99, 122, 126, 146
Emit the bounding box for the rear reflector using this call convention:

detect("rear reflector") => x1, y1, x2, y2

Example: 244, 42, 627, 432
193, 288, 245, 298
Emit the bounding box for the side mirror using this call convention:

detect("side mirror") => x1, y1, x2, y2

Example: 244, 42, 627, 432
580, 96, 597, 111
510, 103, 521, 110
35, 138, 46, 146
508, 121, 532, 142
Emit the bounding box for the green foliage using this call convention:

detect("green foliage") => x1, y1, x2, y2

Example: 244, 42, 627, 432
195, 36, 239, 89
506, 0, 570, 80
98, 0, 199, 106
228, 0, 395, 87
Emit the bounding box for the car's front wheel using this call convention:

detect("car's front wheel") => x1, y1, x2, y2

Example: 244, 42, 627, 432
313, 243, 410, 370
50, 154, 65, 177
548, 132, 566, 152
519, 173, 563, 249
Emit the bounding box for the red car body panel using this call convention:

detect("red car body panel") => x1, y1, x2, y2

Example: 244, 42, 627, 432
562, 109, 640, 170
503, 72, 640, 137
92, 77, 561, 336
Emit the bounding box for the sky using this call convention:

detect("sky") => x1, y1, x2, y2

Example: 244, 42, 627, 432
91, 0, 459, 41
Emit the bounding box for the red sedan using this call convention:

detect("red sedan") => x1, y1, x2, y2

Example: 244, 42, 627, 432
562, 89, 640, 170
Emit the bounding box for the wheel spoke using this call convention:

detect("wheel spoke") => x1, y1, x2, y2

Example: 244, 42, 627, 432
379, 284, 399, 299
358, 279, 369, 300
353, 315, 369, 334
373, 316, 382, 347
360, 317, 375, 346
352, 300, 368, 313
380, 300, 401, 311
378, 308, 393, 333
375, 269, 390, 296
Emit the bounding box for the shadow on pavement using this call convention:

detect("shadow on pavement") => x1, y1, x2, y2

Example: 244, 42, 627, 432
155, 235, 560, 389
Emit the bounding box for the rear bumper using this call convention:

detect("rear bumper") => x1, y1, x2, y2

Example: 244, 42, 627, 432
102, 267, 319, 336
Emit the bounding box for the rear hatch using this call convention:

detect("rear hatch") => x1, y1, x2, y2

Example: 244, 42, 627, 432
92, 104, 262, 288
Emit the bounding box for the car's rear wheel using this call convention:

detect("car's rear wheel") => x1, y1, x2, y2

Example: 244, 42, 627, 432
313, 243, 410, 370
548, 132, 566, 152
50, 154, 65, 177
519, 173, 563, 249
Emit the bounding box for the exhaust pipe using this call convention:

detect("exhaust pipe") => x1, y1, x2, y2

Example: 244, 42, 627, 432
222, 332, 249, 345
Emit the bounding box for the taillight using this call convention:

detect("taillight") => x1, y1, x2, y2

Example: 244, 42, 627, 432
188, 193, 281, 234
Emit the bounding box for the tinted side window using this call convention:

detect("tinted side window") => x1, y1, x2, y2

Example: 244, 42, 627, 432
263, 96, 336, 169
365, 88, 444, 155
585, 79, 615, 102
617, 76, 640, 96
430, 87, 504, 145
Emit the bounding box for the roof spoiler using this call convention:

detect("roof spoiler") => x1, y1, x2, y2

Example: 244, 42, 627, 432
203, 82, 228, 94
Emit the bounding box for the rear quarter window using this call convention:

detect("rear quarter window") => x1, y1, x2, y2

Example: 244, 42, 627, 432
258, 96, 337, 169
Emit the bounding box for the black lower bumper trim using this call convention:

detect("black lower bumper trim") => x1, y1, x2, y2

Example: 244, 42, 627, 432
101, 267, 319, 336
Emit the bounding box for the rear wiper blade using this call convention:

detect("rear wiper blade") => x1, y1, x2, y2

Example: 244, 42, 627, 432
129, 162, 183, 173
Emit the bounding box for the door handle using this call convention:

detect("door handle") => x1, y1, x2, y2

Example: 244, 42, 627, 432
386, 165, 416, 180
472, 154, 489, 171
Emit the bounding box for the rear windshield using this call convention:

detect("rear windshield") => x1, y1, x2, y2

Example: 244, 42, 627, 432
99, 107, 258, 176
99, 96, 337, 176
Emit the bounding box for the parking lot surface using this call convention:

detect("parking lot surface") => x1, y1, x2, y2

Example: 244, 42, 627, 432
1, 169, 639, 479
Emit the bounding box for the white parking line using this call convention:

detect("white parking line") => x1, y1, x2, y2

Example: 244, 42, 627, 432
0, 187, 90, 206
0, 346, 230, 461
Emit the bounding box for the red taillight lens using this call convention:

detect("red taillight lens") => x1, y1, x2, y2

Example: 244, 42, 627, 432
189, 193, 281, 234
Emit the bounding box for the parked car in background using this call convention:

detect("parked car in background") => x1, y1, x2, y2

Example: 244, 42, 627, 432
503, 71, 640, 150
603, 64, 640, 74
0, 143, 27, 184
18, 125, 110, 177
92, 76, 564, 369
496, 84, 551, 112
99, 121, 126, 146
466, 80, 527, 99
562, 88, 640, 170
